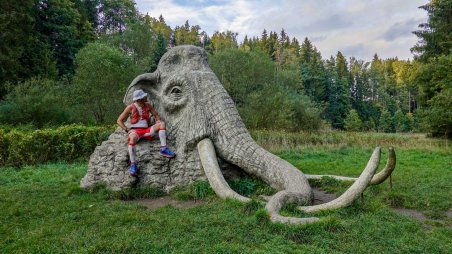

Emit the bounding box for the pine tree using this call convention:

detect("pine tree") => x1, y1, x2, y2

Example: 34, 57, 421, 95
344, 109, 362, 131
379, 109, 395, 133
411, 0, 452, 61
299, 38, 326, 102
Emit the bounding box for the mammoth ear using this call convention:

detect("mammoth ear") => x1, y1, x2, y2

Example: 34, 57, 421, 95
123, 71, 160, 105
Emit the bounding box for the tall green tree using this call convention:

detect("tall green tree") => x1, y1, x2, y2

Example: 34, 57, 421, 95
0, 0, 35, 90
324, 52, 351, 129
411, 0, 452, 137
96, 0, 138, 34
173, 20, 202, 46
209, 31, 238, 53
71, 42, 139, 124
35, 0, 95, 76
412, 0, 452, 61
416, 55, 452, 137
147, 14, 172, 44
299, 38, 327, 102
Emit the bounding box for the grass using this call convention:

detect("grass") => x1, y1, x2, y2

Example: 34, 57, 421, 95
1, 133, 451, 253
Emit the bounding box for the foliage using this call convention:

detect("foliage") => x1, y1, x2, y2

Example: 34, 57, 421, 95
209, 31, 238, 53
344, 109, 362, 131
0, 78, 69, 128
411, 0, 452, 61
379, 108, 395, 133
419, 87, 452, 138
0, 125, 113, 167
209, 48, 322, 132
94, 0, 139, 34
0, 1, 449, 136
71, 42, 139, 124
173, 20, 202, 46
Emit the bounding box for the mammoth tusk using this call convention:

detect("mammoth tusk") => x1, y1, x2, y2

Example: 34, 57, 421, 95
305, 147, 396, 185
299, 147, 381, 213
197, 138, 250, 202
370, 147, 396, 185
265, 191, 320, 224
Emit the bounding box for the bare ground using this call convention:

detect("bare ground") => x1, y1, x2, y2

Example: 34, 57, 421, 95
130, 196, 205, 211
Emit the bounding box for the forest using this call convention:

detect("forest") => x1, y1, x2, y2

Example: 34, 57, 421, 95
0, 0, 450, 138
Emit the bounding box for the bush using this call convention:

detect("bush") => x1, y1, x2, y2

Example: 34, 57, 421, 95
0, 125, 114, 167
0, 78, 70, 128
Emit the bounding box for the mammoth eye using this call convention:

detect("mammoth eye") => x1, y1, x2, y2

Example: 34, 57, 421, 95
167, 85, 183, 101
170, 87, 182, 95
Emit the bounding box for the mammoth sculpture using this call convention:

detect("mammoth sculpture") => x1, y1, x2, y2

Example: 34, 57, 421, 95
81, 45, 396, 224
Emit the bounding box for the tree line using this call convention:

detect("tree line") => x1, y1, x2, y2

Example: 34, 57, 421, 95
0, 0, 450, 137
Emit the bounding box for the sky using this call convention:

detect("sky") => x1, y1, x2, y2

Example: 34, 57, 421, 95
135, 0, 428, 61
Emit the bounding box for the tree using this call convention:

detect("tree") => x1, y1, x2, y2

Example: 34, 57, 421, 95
33, 0, 96, 76
344, 109, 362, 131
71, 42, 139, 124
96, 0, 138, 34
300, 38, 327, 102
147, 14, 172, 44
379, 108, 395, 133
411, 0, 451, 138
209, 48, 321, 131
324, 52, 351, 129
173, 20, 202, 46
149, 32, 168, 72
416, 55, 452, 137
209, 31, 238, 53
411, 0, 452, 61
0, 0, 35, 89
101, 18, 158, 72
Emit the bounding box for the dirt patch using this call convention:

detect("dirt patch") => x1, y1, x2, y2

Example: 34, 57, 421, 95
445, 210, 452, 218
392, 208, 428, 221
392, 208, 451, 229
312, 188, 337, 205
130, 196, 205, 211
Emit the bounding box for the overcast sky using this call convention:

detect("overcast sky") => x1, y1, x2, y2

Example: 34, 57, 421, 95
135, 0, 427, 61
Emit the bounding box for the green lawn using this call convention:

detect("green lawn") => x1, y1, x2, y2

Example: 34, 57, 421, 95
1, 145, 451, 253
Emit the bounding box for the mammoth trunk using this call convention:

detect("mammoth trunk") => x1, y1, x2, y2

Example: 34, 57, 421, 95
198, 72, 313, 201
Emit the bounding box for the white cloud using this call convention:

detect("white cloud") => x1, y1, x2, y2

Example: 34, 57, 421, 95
135, 0, 427, 61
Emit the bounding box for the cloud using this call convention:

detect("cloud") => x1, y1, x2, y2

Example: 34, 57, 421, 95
302, 14, 353, 33
383, 18, 423, 41
135, 0, 428, 61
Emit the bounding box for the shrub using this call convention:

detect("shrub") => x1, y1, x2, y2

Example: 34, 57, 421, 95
0, 125, 114, 167
0, 78, 70, 128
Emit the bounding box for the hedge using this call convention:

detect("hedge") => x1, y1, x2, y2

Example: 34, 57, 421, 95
0, 125, 114, 167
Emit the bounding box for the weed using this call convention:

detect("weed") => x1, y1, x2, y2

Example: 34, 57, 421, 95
242, 198, 264, 215
192, 180, 213, 199
254, 208, 270, 225
229, 177, 256, 196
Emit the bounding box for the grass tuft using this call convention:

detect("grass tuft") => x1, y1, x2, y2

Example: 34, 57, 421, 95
241, 198, 264, 215
254, 208, 270, 225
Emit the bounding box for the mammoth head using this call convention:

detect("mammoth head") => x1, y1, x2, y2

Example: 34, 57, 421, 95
123, 46, 241, 151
